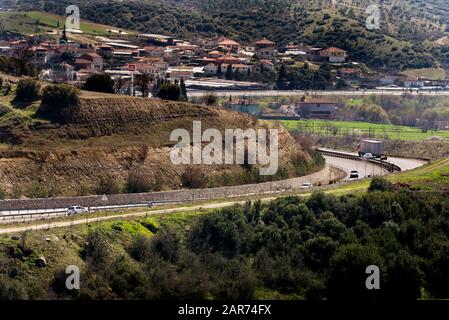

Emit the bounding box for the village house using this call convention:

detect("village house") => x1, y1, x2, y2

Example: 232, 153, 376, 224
402, 76, 426, 88
194, 37, 220, 49
31, 46, 48, 65
295, 100, 338, 120
203, 63, 218, 76
217, 38, 241, 53
79, 52, 104, 71
126, 58, 169, 78
142, 45, 166, 58
10, 40, 28, 50
74, 58, 95, 71
279, 104, 299, 116
207, 50, 221, 59
76, 68, 97, 82
97, 44, 113, 59
220, 63, 253, 74
338, 67, 362, 79
215, 55, 242, 65
257, 60, 275, 73
254, 38, 276, 60
49, 62, 75, 82
320, 47, 347, 63
166, 66, 196, 81
195, 57, 217, 66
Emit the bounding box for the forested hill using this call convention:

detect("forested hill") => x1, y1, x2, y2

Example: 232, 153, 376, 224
10, 0, 449, 71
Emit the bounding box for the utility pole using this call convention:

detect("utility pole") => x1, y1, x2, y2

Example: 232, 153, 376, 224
129, 64, 136, 96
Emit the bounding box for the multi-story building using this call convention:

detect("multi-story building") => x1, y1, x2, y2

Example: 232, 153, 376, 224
254, 38, 276, 60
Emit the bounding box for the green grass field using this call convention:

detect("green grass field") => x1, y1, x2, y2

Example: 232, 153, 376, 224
0, 11, 134, 36
402, 68, 446, 81
280, 119, 449, 141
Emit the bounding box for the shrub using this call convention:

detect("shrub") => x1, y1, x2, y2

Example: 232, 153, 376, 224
38, 84, 80, 122
151, 229, 181, 263
83, 73, 115, 93
129, 234, 153, 261
0, 275, 28, 300
0, 104, 10, 117
157, 83, 181, 101
15, 78, 41, 102
201, 92, 218, 106
95, 175, 121, 195
125, 170, 151, 193
83, 231, 112, 274
181, 167, 207, 188
368, 177, 394, 192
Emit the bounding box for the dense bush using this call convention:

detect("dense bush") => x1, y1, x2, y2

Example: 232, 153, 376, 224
0, 104, 10, 117
0, 275, 28, 300
125, 171, 151, 194
369, 177, 395, 192
157, 84, 181, 101
15, 79, 41, 102
95, 175, 121, 195
181, 166, 207, 188
83, 73, 115, 94
3, 187, 449, 300
38, 84, 80, 123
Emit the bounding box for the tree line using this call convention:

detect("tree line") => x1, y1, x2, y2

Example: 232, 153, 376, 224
2, 178, 448, 299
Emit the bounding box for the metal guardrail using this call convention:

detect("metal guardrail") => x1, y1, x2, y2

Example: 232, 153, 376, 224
316, 149, 401, 173
0, 200, 187, 222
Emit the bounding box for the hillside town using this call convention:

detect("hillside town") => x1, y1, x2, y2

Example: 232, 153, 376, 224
1, 25, 448, 96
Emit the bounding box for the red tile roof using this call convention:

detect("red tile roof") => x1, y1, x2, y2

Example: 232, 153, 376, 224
218, 39, 240, 46
321, 47, 347, 54
256, 38, 275, 45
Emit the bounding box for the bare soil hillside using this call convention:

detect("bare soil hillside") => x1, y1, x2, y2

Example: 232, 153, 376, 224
0, 92, 317, 197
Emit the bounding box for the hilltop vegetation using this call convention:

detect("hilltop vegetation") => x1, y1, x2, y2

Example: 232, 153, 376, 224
1, 179, 449, 300
0, 10, 125, 36
12, 0, 449, 71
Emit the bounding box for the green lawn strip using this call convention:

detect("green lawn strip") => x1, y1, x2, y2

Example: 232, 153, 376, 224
279, 119, 449, 141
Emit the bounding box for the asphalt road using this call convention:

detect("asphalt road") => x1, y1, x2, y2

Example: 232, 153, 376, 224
321, 148, 427, 180
188, 89, 449, 98
323, 155, 388, 180
0, 199, 277, 235
0, 150, 428, 228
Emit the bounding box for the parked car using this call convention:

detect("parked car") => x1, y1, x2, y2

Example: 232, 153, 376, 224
362, 153, 374, 159
350, 170, 359, 179
66, 206, 88, 216
300, 182, 313, 189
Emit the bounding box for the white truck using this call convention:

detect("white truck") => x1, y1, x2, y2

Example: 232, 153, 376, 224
358, 140, 386, 159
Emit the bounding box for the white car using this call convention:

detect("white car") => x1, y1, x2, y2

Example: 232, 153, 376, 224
300, 182, 313, 189
349, 170, 359, 178
66, 206, 88, 216
362, 153, 374, 159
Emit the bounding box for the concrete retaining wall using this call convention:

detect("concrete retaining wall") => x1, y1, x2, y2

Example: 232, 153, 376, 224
0, 166, 343, 211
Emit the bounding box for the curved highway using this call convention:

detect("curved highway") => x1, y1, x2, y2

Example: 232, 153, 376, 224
320, 148, 427, 180
323, 156, 388, 180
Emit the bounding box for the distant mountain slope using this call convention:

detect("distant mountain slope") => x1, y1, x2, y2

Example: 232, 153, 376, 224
6, 0, 449, 71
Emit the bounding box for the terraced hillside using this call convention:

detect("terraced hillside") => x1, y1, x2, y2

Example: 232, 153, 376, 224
0, 85, 321, 198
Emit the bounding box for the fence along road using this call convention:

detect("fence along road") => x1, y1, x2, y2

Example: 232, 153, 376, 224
0, 150, 427, 223
0, 165, 343, 221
